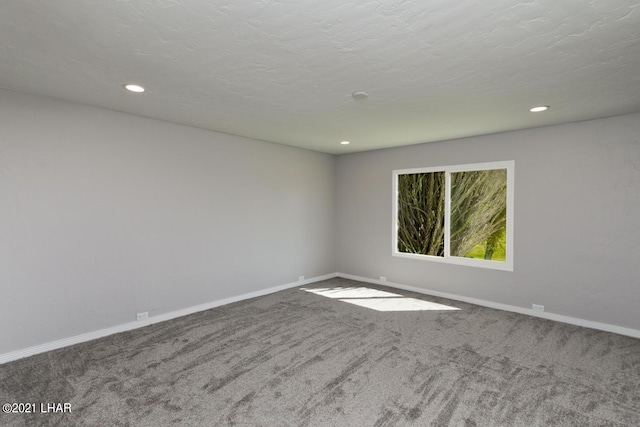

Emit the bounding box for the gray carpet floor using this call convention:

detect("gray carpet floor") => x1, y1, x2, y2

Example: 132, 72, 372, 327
1, 277, 639, 426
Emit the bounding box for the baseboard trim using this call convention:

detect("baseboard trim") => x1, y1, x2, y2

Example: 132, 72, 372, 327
336, 273, 640, 339
0, 273, 337, 365
5, 270, 635, 365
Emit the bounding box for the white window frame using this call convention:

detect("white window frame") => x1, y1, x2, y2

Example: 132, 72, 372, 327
392, 160, 514, 271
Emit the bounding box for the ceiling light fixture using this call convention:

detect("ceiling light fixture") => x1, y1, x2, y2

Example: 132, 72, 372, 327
340, 141, 350, 145
352, 91, 369, 100
530, 105, 549, 113
124, 84, 145, 93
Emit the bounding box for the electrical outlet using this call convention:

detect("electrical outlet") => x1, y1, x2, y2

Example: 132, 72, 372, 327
136, 312, 148, 321
298, 276, 305, 282
532, 304, 544, 312
380, 276, 387, 282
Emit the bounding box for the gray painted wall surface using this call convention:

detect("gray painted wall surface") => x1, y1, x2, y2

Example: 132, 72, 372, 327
2, 86, 639, 356
0, 89, 335, 354
336, 113, 640, 330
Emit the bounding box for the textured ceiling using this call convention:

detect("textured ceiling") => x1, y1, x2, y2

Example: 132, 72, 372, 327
2, 0, 639, 154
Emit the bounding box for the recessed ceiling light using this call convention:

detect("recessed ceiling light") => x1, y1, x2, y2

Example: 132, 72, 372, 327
124, 84, 145, 93
530, 105, 549, 112
340, 141, 350, 145
352, 91, 369, 100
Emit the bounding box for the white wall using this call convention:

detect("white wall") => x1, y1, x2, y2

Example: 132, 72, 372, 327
2, 86, 638, 358
0, 89, 335, 355
336, 113, 640, 331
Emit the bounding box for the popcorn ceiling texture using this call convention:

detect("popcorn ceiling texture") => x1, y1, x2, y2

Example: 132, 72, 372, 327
1, 0, 639, 153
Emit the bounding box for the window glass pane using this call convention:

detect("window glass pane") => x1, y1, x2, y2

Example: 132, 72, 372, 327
397, 172, 445, 256
450, 169, 507, 261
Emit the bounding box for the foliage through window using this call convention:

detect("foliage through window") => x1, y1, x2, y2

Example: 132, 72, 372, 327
393, 161, 513, 271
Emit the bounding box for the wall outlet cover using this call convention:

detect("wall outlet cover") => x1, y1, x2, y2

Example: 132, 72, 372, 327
136, 312, 149, 321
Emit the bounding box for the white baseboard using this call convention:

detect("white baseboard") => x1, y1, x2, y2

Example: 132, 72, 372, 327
336, 273, 640, 339
0, 273, 337, 365
4, 270, 635, 365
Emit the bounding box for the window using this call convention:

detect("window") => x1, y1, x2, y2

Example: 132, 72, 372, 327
393, 161, 514, 271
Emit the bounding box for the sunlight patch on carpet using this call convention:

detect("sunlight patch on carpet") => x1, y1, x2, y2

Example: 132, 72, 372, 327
301, 287, 402, 299
339, 297, 460, 312
301, 287, 460, 312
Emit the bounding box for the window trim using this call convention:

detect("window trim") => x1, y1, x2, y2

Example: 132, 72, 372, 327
392, 160, 514, 271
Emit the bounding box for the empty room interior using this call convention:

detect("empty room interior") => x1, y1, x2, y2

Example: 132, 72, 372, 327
1, 1, 639, 426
